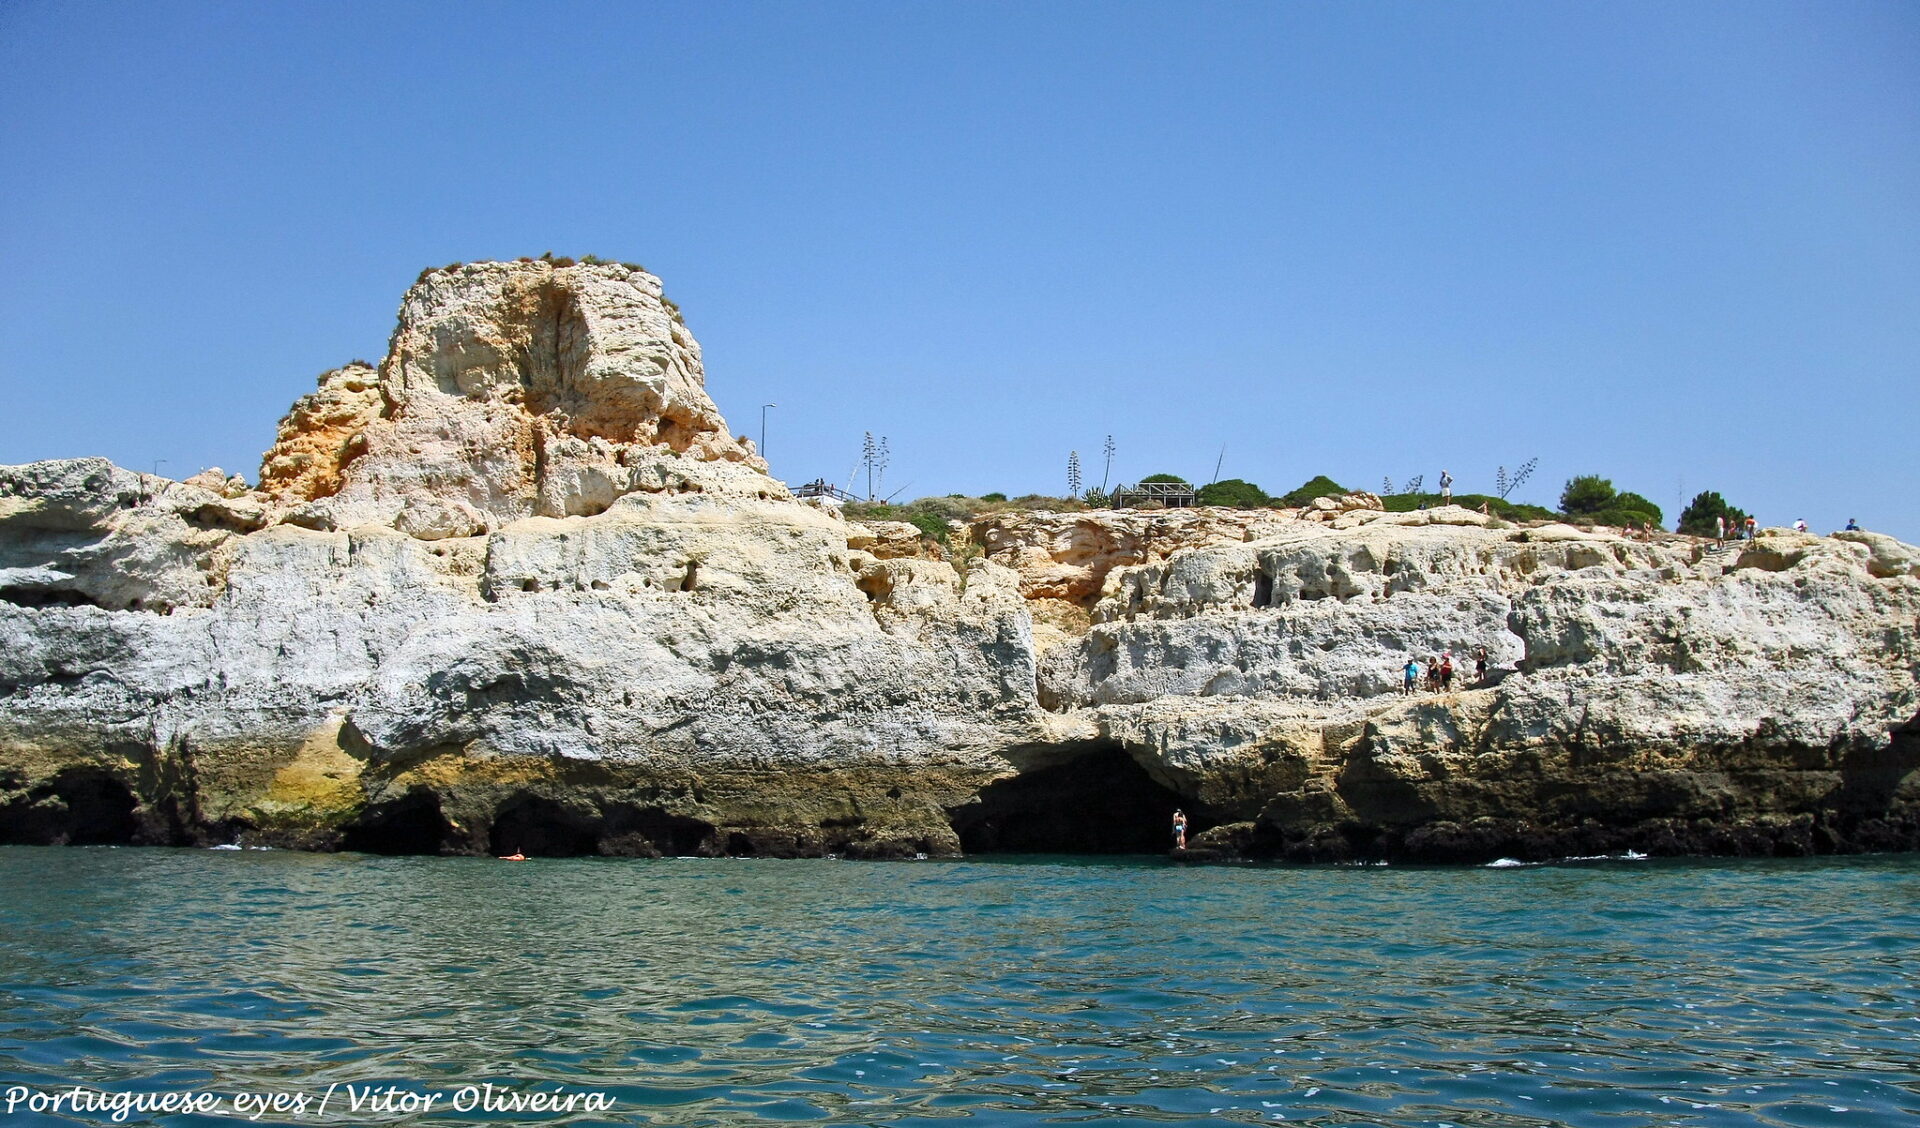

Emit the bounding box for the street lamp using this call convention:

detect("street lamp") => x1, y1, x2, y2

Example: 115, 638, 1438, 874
760, 403, 776, 461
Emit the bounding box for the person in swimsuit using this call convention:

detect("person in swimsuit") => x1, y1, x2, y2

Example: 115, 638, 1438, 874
1172, 810, 1188, 850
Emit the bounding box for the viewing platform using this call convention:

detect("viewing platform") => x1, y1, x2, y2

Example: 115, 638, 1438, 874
1111, 481, 1196, 508
793, 478, 862, 503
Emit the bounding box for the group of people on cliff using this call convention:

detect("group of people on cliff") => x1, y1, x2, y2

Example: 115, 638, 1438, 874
1712, 516, 1862, 547
1713, 515, 1760, 546
1400, 647, 1488, 696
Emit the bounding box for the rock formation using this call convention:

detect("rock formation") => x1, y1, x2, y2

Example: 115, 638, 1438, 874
3, 260, 1916, 862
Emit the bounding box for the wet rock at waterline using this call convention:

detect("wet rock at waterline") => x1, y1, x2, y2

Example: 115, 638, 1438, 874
3, 260, 1918, 862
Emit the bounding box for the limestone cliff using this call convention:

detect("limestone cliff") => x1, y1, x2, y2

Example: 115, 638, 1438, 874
3, 260, 1916, 862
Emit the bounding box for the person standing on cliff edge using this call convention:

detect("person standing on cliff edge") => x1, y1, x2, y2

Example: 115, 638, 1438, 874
1439, 469, 1454, 505
1172, 810, 1188, 851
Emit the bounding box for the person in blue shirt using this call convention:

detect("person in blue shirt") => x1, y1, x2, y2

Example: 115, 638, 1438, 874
1402, 659, 1420, 695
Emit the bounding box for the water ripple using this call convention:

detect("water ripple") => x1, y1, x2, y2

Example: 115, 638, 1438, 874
0, 850, 1916, 1126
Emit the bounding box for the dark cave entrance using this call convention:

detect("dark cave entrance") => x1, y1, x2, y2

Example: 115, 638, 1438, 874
0, 770, 140, 846
600, 805, 717, 857
488, 794, 601, 857
340, 789, 454, 855
947, 745, 1199, 854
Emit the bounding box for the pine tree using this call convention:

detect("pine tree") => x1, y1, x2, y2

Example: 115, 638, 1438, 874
1678, 490, 1750, 537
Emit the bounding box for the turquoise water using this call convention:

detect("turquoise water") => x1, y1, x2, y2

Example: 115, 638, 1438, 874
1, 849, 1917, 1127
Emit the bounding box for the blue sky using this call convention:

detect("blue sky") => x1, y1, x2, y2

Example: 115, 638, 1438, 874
3, 1, 1915, 538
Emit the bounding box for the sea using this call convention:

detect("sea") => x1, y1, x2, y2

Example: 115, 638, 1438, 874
1, 847, 1915, 1127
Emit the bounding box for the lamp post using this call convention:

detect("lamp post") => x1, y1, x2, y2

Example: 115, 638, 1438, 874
760, 403, 776, 461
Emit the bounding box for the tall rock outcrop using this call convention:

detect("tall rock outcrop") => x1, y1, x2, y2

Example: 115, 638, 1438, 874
2, 260, 1917, 862
260, 260, 766, 539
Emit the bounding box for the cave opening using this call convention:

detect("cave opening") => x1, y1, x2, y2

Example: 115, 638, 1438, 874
947, 745, 1200, 854
340, 789, 454, 855
488, 794, 600, 857
0, 770, 140, 845
601, 805, 717, 857
0, 588, 103, 610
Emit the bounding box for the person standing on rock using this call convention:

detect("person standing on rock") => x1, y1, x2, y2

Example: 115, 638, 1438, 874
1439, 469, 1454, 505
1403, 658, 1420, 695
1715, 515, 1726, 546
1474, 646, 1489, 685
1439, 652, 1455, 691
1745, 516, 1758, 540
1172, 810, 1188, 851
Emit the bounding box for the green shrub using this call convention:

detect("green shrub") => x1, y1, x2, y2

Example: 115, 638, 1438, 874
907, 512, 950, 543
841, 502, 901, 522
1584, 508, 1662, 530
1612, 491, 1663, 527
1382, 492, 1554, 522
1499, 500, 1557, 522
905, 496, 970, 522
980, 492, 1007, 502
1281, 475, 1349, 507
1559, 475, 1617, 517
1196, 478, 1270, 508
1139, 473, 1189, 484
1559, 475, 1662, 528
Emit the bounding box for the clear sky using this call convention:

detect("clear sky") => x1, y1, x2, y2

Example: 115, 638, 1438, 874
3, 1, 1915, 539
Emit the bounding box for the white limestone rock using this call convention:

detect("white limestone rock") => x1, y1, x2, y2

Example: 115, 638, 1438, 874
259, 261, 771, 537
2, 260, 1917, 862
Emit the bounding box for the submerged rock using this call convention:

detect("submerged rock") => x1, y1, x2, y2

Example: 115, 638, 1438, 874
2, 260, 1917, 863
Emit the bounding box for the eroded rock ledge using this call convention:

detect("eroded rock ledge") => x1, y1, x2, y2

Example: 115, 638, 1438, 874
3, 260, 1917, 863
